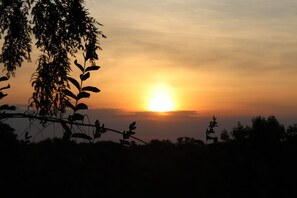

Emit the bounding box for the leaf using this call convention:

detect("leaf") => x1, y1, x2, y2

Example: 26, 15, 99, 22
85, 66, 100, 72
206, 134, 214, 140
123, 131, 130, 139
72, 133, 92, 141
0, 92, 7, 100
0, 104, 16, 111
69, 113, 84, 121
94, 132, 101, 139
129, 121, 136, 131
64, 100, 75, 110
62, 89, 77, 100
100, 124, 107, 133
77, 92, 90, 100
67, 77, 80, 91
61, 121, 72, 141
75, 103, 88, 111
25, 132, 32, 140
95, 119, 100, 133
120, 139, 131, 146
74, 60, 84, 72
0, 76, 9, 82
81, 86, 100, 93
80, 72, 90, 81
0, 84, 10, 91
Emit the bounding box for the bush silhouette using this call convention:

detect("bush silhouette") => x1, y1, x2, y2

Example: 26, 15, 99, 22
286, 123, 297, 143
220, 115, 289, 146
250, 116, 285, 144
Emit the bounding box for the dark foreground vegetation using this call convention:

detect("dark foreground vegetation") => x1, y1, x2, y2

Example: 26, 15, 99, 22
1, 117, 297, 198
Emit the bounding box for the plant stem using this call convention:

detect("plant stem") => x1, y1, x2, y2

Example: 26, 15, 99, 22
1, 112, 148, 145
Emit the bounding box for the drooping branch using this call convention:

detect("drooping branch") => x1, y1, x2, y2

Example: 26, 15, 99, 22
0, 0, 32, 76
1, 0, 106, 116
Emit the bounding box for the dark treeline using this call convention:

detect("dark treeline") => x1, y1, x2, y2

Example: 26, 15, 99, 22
1, 116, 297, 198
220, 115, 297, 145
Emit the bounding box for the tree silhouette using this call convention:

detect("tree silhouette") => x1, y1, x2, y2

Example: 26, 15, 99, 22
220, 115, 288, 145
286, 123, 297, 142
220, 129, 231, 142
0, 0, 105, 116
0, 1, 147, 144
250, 115, 285, 144
231, 122, 250, 142
177, 136, 204, 146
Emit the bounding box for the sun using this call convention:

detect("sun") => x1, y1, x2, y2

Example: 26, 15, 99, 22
148, 85, 175, 112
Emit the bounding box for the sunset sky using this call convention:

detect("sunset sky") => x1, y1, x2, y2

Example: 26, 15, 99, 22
2, 0, 297, 141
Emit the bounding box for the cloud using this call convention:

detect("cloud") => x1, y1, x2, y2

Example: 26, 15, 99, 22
92, 0, 297, 78
4, 0, 297, 123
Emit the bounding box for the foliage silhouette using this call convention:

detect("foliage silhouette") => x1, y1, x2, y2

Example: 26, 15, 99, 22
250, 115, 285, 144
1, 0, 105, 116
206, 116, 218, 144
220, 129, 231, 142
0, 75, 16, 133
0, 1, 146, 145
2, 2, 296, 196
220, 115, 290, 146
230, 122, 250, 143
1, 3, 297, 195
59, 58, 101, 141
177, 136, 204, 146
1, 131, 297, 198
286, 123, 297, 143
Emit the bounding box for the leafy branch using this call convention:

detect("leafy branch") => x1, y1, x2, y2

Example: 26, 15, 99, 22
0, 1, 146, 145
0, 76, 16, 133
61, 57, 100, 140
0, 112, 147, 145
0, 76, 16, 112
206, 116, 218, 144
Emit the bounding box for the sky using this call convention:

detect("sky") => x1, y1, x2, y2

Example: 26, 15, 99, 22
87, 0, 297, 115
2, 0, 297, 142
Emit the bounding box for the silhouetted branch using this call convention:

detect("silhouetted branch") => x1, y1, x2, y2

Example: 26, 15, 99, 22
0, 112, 148, 145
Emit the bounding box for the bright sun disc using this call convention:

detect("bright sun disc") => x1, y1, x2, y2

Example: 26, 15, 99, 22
148, 86, 175, 112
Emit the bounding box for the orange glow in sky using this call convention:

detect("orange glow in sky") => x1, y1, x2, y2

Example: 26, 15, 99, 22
2, 0, 297, 118
2, 0, 297, 143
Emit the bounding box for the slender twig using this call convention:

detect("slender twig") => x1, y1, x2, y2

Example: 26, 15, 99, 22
33, 122, 53, 141
1, 112, 148, 144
